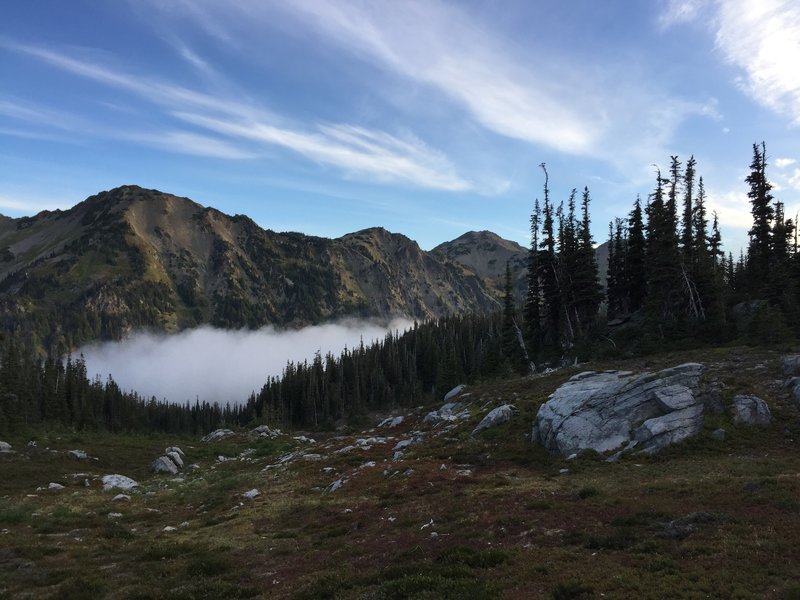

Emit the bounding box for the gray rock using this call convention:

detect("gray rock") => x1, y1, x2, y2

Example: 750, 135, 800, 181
730, 394, 771, 426
0, 441, 12, 453
242, 488, 260, 499
67, 449, 88, 460
783, 355, 800, 376
423, 402, 469, 425
377, 415, 405, 429
112, 494, 131, 502
48, 482, 65, 490
711, 428, 726, 441
165, 446, 185, 457
534, 363, 705, 456
166, 451, 184, 469
102, 474, 139, 490
443, 384, 466, 402
201, 429, 235, 442
251, 425, 281, 438
472, 404, 517, 435
151, 456, 180, 475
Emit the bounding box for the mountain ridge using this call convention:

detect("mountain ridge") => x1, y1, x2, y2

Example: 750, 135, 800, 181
0, 185, 529, 351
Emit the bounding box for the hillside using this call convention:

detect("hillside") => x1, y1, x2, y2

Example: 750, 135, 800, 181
1, 346, 799, 598
0, 186, 528, 350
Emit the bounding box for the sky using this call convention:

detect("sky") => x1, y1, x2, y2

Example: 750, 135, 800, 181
2, 0, 800, 253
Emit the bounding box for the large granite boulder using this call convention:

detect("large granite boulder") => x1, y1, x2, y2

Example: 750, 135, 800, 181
533, 363, 705, 456
730, 394, 771, 426
202, 429, 235, 442
151, 455, 180, 475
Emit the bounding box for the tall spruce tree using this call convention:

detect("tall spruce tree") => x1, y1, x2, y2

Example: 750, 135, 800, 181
745, 142, 774, 289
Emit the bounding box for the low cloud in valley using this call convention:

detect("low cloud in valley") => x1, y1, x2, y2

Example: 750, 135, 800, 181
78, 319, 413, 406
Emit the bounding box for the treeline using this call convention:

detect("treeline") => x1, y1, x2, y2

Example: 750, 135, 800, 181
0, 338, 230, 437
3, 142, 799, 436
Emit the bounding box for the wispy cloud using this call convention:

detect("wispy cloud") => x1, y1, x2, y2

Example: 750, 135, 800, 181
1, 38, 474, 192
658, 0, 706, 29
776, 157, 797, 168
712, 0, 800, 124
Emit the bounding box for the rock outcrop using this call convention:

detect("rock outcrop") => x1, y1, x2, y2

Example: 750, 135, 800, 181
202, 429, 235, 442
151, 446, 187, 474
533, 363, 705, 456
102, 474, 139, 490
730, 394, 771, 426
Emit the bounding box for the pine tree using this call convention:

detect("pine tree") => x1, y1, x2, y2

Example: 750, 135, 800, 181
525, 198, 541, 356
746, 142, 774, 289
626, 196, 646, 314
538, 170, 561, 357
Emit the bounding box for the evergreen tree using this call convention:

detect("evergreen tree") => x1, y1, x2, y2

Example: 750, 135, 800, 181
625, 196, 647, 314
745, 142, 774, 289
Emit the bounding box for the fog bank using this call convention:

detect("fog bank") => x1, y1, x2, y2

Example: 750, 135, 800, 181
78, 318, 413, 405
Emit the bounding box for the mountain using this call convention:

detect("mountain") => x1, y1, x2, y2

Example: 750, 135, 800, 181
0, 186, 528, 351
433, 230, 528, 299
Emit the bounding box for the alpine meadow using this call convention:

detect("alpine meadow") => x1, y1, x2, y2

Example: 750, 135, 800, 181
3, 2, 800, 599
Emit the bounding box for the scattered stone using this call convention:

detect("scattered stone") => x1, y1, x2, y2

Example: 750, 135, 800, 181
67, 449, 88, 460
293, 435, 316, 444
424, 402, 470, 426
730, 394, 771, 426
102, 474, 139, 491
108, 513, 123, 519
27, 440, 37, 448
566, 453, 578, 461
533, 363, 706, 456
559, 468, 571, 475
165, 446, 185, 457
361, 461, 377, 468
47, 482, 65, 490
112, 494, 131, 502
242, 489, 260, 499
251, 425, 281, 439
151, 456, 180, 475
377, 416, 405, 429
302, 453, 322, 460
439, 464, 448, 471
0, 441, 12, 453
711, 428, 726, 441
472, 404, 517, 435
321, 467, 336, 474
201, 429, 235, 442
163, 526, 177, 532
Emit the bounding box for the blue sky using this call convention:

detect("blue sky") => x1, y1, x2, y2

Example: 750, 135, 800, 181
2, 0, 800, 253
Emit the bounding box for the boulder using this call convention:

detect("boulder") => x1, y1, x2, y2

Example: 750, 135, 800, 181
443, 384, 466, 402
242, 488, 260, 499
533, 363, 705, 456
166, 451, 184, 469
783, 355, 800, 376
165, 446, 185, 457
150, 456, 180, 475
0, 441, 12, 453
730, 394, 771, 426
102, 474, 139, 491
201, 429, 235, 442
68, 450, 88, 460
472, 404, 517, 435
48, 482, 65, 490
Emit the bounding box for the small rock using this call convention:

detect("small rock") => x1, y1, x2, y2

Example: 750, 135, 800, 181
361, 461, 377, 468
293, 435, 316, 444
472, 404, 517, 435
252, 425, 281, 439
711, 428, 726, 442
325, 478, 347, 494
439, 463, 448, 471
48, 482, 65, 490
67, 450, 88, 460
112, 494, 131, 502
108, 512, 123, 519
102, 474, 139, 491
0, 441, 12, 453
165, 446, 185, 457
242, 488, 260, 499
559, 468, 571, 475
163, 526, 177, 532
444, 384, 467, 401
377, 416, 405, 429
731, 394, 771, 426
27, 440, 37, 448
151, 456, 180, 475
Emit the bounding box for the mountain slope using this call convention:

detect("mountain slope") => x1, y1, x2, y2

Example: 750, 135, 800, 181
0, 186, 525, 350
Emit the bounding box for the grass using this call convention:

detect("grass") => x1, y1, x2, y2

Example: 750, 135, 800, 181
1, 346, 800, 598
